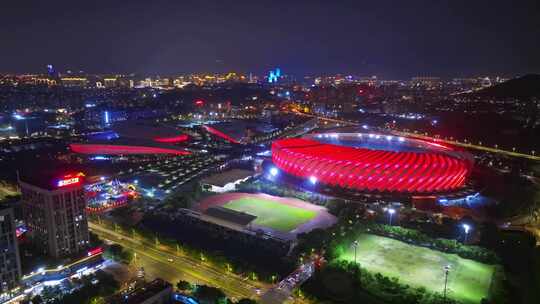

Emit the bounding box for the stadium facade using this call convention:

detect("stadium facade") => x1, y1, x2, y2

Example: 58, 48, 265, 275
271, 133, 473, 193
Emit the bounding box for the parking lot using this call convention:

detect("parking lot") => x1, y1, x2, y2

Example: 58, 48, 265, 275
116, 154, 227, 199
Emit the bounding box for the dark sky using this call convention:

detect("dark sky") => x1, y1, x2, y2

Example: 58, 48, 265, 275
1, 0, 539, 78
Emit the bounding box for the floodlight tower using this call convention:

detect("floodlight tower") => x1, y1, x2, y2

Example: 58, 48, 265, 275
387, 208, 396, 225
352, 240, 359, 264
462, 223, 471, 243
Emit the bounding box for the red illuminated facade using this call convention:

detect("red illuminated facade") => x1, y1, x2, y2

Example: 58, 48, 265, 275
70, 144, 191, 155
272, 138, 472, 193
153, 134, 189, 143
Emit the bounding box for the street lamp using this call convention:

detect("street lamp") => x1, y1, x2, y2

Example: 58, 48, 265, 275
462, 224, 471, 243
352, 240, 359, 264
269, 167, 279, 177
443, 265, 451, 301
387, 208, 396, 225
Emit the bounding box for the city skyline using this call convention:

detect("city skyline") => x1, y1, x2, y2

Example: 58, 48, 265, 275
1, 2, 539, 304
1, 0, 539, 78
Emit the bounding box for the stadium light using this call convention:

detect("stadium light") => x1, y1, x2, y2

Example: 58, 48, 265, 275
387, 208, 396, 225
309, 176, 318, 185
352, 240, 359, 264
269, 167, 279, 177
443, 265, 451, 301
462, 223, 471, 243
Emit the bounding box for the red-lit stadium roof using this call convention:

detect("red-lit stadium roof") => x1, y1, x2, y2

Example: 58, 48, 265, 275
271, 135, 472, 193
203, 125, 240, 144
70, 144, 191, 155
153, 134, 189, 143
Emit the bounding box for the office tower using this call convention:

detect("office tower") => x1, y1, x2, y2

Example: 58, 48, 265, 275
19, 171, 89, 258
0, 206, 22, 294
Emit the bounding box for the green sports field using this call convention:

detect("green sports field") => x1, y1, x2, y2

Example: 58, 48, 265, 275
338, 233, 495, 304
222, 197, 317, 232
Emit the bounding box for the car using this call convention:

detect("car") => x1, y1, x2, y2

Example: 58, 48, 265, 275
167, 258, 174, 262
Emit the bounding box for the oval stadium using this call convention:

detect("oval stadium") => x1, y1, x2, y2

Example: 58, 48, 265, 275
271, 133, 474, 194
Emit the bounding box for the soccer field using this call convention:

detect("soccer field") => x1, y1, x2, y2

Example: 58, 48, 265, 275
338, 233, 495, 304
223, 197, 317, 232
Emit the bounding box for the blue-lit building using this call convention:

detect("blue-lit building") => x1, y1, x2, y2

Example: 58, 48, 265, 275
268, 67, 281, 83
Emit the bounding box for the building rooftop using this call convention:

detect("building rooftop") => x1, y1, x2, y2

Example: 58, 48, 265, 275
200, 169, 253, 187
19, 167, 85, 191
204, 206, 257, 226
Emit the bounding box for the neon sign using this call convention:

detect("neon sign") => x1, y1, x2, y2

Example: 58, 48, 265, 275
57, 172, 85, 188
57, 177, 80, 187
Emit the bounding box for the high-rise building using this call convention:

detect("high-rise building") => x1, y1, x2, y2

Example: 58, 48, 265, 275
19, 171, 89, 258
0, 206, 22, 294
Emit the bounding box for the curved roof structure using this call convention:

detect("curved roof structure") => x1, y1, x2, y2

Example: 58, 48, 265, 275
271, 134, 473, 193
70, 143, 191, 155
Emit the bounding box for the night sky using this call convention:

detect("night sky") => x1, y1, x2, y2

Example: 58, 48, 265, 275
1, 0, 539, 78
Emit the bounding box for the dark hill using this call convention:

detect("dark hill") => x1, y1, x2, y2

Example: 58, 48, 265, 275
472, 74, 540, 99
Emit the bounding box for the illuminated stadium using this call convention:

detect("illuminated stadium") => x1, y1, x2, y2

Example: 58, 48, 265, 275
271, 133, 474, 194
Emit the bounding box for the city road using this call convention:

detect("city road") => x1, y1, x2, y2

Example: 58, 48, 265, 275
89, 222, 268, 300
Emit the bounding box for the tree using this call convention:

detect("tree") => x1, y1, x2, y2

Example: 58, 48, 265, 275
236, 299, 257, 304
54, 271, 119, 304
193, 285, 227, 304
41, 286, 62, 302
177, 280, 193, 293
89, 297, 106, 304
29, 295, 43, 304
104, 244, 133, 264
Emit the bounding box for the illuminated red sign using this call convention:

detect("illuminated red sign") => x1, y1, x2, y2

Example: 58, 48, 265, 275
57, 177, 80, 187
57, 172, 85, 188
194, 99, 205, 106
87, 247, 103, 257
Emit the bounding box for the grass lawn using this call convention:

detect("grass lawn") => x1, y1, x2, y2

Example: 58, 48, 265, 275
222, 197, 317, 232
338, 233, 495, 304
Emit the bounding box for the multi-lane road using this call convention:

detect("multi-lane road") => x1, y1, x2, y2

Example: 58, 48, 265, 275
89, 222, 268, 301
